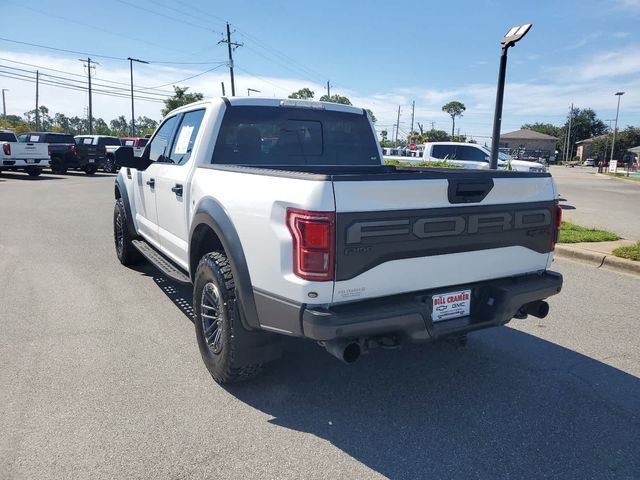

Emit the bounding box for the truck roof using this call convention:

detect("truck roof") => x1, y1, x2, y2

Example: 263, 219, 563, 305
167, 97, 366, 117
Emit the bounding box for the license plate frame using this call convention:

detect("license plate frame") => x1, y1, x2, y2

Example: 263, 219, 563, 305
431, 289, 471, 322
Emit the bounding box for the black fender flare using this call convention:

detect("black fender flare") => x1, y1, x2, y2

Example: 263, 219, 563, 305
114, 176, 137, 237
190, 198, 261, 330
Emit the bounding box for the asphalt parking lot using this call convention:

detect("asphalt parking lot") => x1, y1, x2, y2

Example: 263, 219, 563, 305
1, 171, 639, 479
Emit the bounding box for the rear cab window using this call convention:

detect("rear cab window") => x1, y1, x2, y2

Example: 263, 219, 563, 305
45, 134, 75, 144
0, 132, 17, 142
212, 106, 379, 166
431, 145, 456, 159
99, 137, 121, 146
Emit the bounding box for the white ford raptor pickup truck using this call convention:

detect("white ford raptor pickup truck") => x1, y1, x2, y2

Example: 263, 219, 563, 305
112, 97, 562, 383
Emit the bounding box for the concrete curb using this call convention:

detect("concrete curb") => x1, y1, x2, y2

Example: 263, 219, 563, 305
555, 245, 640, 276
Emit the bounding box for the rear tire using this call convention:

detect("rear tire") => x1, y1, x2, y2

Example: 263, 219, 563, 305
104, 156, 117, 173
113, 198, 143, 266
26, 167, 42, 177
85, 165, 97, 175
194, 252, 263, 384
50, 158, 67, 174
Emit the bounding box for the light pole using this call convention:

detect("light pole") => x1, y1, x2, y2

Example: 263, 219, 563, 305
127, 57, 149, 137
1, 89, 7, 117
609, 92, 624, 164
247, 88, 260, 96
490, 23, 533, 169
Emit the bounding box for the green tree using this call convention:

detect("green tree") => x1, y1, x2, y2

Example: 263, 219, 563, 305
380, 129, 388, 141
521, 122, 561, 138
110, 115, 130, 136
288, 88, 315, 100
162, 86, 204, 116
319, 94, 352, 105
423, 129, 450, 143
0, 114, 30, 134
441, 101, 466, 138
94, 118, 111, 135
69, 116, 88, 135
591, 127, 640, 161
135, 116, 158, 136
365, 109, 377, 123
561, 108, 607, 158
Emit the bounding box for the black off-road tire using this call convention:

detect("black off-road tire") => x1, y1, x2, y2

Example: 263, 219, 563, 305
26, 167, 42, 177
104, 155, 117, 173
113, 198, 143, 266
85, 165, 97, 175
50, 157, 67, 174
194, 252, 263, 384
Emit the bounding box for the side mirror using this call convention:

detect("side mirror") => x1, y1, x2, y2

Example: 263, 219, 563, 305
115, 146, 150, 170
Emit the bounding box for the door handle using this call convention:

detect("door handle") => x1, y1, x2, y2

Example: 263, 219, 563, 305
146, 178, 155, 188
171, 184, 183, 197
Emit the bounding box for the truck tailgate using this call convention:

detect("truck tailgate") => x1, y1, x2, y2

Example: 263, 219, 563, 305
5, 142, 49, 160
332, 174, 558, 302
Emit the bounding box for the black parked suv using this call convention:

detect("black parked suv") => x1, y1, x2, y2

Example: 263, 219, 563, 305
74, 135, 122, 173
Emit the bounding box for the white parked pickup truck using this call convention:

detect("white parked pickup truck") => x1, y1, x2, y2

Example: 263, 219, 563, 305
414, 142, 547, 172
112, 98, 563, 384
0, 130, 50, 176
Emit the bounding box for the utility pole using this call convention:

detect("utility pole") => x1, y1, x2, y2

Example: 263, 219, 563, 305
218, 23, 242, 96
410, 100, 415, 133
35, 70, 39, 130
127, 57, 149, 136
221, 82, 225, 96
1, 89, 7, 117
610, 92, 625, 164
326, 81, 331, 99
79, 58, 97, 134
395, 105, 401, 142
564, 103, 573, 162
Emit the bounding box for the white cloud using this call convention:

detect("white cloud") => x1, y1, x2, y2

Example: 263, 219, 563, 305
1, 48, 638, 140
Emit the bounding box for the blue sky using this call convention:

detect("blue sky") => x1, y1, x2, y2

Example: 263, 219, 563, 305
1, 0, 639, 140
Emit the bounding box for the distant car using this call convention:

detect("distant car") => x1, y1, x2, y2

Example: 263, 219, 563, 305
120, 137, 149, 158
583, 159, 596, 167
75, 135, 122, 173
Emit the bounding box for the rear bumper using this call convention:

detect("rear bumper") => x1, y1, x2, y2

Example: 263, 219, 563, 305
2, 159, 49, 167
256, 271, 563, 342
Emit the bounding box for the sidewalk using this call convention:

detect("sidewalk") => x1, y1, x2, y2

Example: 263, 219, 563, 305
555, 240, 640, 276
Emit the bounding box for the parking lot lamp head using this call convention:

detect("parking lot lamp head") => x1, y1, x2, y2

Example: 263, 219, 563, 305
490, 23, 533, 169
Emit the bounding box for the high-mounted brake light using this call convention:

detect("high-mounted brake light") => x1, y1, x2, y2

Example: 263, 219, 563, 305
552, 201, 562, 250
279, 99, 325, 109
286, 208, 335, 281
2, 143, 10, 155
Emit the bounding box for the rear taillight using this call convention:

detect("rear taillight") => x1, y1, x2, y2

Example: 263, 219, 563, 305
2, 143, 10, 155
70, 145, 77, 156
47, 145, 52, 155
286, 208, 335, 281
552, 201, 562, 250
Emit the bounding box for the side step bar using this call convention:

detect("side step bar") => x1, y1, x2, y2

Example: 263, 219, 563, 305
131, 239, 191, 285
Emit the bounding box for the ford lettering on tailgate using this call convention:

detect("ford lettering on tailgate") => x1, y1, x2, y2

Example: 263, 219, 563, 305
335, 201, 557, 281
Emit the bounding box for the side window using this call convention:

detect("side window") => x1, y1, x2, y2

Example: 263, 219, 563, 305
431, 145, 456, 159
148, 115, 180, 163
168, 109, 205, 165
457, 146, 488, 162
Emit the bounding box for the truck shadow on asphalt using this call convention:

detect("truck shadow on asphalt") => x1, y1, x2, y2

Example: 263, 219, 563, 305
141, 269, 640, 478
0, 172, 63, 181
228, 328, 639, 478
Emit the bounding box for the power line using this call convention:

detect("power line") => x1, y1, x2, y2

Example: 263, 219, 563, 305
0, 37, 225, 66
218, 24, 243, 96
0, 64, 170, 98
234, 64, 290, 94
0, 71, 165, 103
143, 64, 227, 90
115, 0, 221, 33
